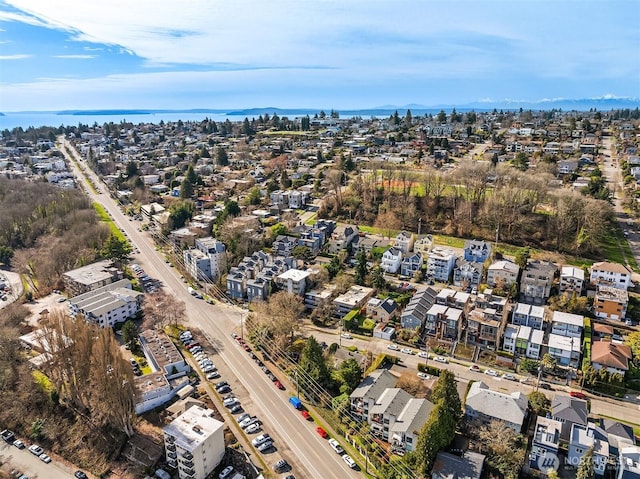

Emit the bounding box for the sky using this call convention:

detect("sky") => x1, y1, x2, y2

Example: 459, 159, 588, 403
0, 0, 639, 111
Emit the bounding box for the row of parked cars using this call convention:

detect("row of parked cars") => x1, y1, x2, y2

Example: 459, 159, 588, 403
233, 334, 285, 391
131, 264, 157, 293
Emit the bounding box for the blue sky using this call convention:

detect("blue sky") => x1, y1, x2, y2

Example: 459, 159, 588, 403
0, 0, 639, 111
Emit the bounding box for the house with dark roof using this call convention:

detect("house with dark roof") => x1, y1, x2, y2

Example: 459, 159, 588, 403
463, 239, 492, 263
601, 419, 635, 457
400, 287, 437, 329
366, 297, 399, 323
432, 451, 485, 479
551, 395, 589, 441
453, 260, 483, 288
591, 340, 632, 375
401, 252, 423, 278
520, 260, 557, 305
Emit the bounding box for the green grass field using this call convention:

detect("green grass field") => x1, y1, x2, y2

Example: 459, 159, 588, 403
93, 203, 126, 241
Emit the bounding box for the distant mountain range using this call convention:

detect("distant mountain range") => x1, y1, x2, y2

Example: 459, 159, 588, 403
3, 97, 638, 118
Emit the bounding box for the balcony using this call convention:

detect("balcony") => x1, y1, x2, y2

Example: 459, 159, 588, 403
181, 460, 194, 469
165, 434, 175, 443
166, 443, 176, 452
182, 451, 193, 461
167, 459, 177, 468
183, 468, 196, 478
167, 451, 177, 460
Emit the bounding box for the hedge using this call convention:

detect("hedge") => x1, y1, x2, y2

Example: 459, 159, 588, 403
417, 363, 442, 377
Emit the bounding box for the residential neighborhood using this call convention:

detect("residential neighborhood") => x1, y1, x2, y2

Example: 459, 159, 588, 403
1, 107, 640, 479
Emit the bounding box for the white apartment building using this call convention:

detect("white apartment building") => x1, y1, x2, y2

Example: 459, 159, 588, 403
163, 405, 225, 479
183, 237, 226, 281
426, 247, 456, 282
68, 279, 143, 328
590, 262, 633, 290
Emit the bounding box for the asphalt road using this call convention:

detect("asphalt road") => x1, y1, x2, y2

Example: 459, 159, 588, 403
311, 328, 640, 424
59, 138, 360, 479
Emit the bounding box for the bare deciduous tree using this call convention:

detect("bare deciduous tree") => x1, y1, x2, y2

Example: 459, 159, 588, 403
142, 291, 186, 330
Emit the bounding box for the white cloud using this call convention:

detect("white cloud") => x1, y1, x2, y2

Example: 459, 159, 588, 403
0, 53, 32, 60
52, 54, 96, 59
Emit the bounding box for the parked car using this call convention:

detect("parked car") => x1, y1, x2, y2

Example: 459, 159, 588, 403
28, 444, 44, 456
274, 459, 290, 472
520, 377, 536, 385
343, 454, 357, 469
387, 344, 399, 351
328, 438, 344, 454
502, 373, 516, 381
206, 371, 221, 380
74, 472, 88, 479
39, 453, 51, 463
257, 440, 273, 453
13, 440, 25, 449
252, 433, 271, 447
216, 385, 231, 394
539, 383, 553, 390
433, 356, 448, 363
570, 391, 587, 399
245, 423, 261, 434
400, 348, 415, 355
229, 404, 243, 414
484, 369, 498, 377
274, 380, 285, 390
218, 466, 234, 479
417, 351, 429, 359
341, 333, 352, 339
223, 397, 238, 407
469, 364, 481, 372
417, 372, 431, 380
1, 429, 15, 443
316, 427, 328, 438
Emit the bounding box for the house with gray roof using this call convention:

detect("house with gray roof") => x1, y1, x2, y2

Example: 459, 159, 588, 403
551, 395, 589, 441
350, 370, 398, 421
400, 287, 437, 329
432, 451, 485, 479
464, 381, 528, 433
568, 423, 609, 476
369, 388, 413, 441
390, 398, 435, 454
529, 416, 562, 472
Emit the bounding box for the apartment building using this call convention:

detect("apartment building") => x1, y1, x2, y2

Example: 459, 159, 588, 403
426, 247, 456, 282
62, 260, 124, 297
163, 405, 225, 479
68, 279, 143, 328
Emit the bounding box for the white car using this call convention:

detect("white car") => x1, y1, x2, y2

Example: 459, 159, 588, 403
328, 438, 344, 454
29, 444, 44, 456
433, 356, 448, 363
202, 365, 216, 373
417, 351, 429, 359
502, 373, 516, 381
218, 466, 234, 479
343, 454, 357, 469
39, 453, 52, 463
206, 371, 220, 380
417, 372, 431, 380
401, 348, 415, 355
251, 433, 271, 447
245, 423, 261, 434
387, 344, 400, 351
223, 397, 238, 407
484, 369, 498, 377
341, 333, 352, 339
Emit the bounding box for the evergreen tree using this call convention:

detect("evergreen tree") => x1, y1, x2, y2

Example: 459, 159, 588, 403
354, 249, 368, 286
102, 233, 132, 264
216, 147, 229, 166
371, 266, 386, 290
299, 336, 332, 399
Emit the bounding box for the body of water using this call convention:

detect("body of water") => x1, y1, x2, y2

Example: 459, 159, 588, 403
0, 112, 245, 130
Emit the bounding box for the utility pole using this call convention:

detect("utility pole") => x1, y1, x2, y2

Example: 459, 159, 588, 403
418, 217, 422, 236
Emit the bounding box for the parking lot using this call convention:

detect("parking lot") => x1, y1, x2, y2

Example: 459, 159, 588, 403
0, 271, 23, 310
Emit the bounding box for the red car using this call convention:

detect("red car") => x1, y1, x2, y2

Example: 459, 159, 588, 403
570, 391, 587, 399
243, 344, 251, 352
301, 410, 311, 420
316, 427, 328, 438
274, 380, 285, 390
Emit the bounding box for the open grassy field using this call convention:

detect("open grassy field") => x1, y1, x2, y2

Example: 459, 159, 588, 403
93, 203, 126, 241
